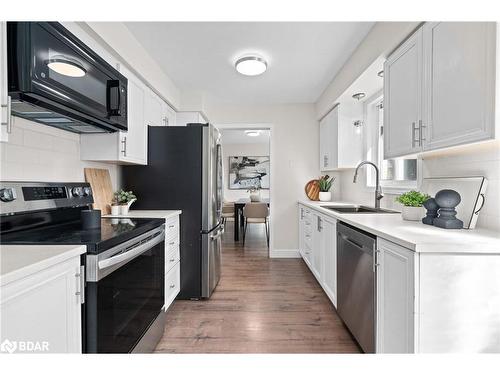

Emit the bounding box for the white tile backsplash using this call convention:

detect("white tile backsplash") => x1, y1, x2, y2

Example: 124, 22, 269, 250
336, 140, 500, 231
0, 117, 119, 188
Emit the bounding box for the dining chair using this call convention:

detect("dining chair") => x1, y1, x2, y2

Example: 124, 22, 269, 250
242, 202, 270, 246
221, 201, 235, 225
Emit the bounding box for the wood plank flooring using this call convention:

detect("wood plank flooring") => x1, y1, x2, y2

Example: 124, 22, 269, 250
154, 222, 361, 353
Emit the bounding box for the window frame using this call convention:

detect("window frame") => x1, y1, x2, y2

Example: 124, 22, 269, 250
362, 90, 422, 195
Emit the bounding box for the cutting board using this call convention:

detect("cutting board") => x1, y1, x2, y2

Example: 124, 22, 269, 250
421, 176, 488, 229
84, 168, 114, 214
305, 179, 320, 201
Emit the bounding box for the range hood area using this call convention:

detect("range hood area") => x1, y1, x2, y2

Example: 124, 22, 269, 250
7, 22, 128, 134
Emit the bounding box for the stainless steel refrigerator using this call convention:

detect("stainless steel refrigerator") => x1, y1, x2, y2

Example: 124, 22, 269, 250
122, 123, 223, 299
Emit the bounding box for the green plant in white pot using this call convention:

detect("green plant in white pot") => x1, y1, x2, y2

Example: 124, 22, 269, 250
114, 190, 137, 215
318, 175, 335, 202
396, 191, 430, 221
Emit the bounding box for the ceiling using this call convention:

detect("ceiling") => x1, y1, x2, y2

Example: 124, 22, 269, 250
124, 22, 374, 104
220, 129, 270, 144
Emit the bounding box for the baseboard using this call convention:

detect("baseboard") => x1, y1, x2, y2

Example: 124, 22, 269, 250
269, 248, 301, 258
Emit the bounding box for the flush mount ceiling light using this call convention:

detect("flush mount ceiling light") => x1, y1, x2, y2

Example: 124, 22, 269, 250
46, 55, 86, 77
245, 130, 261, 137
352, 92, 366, 101
235, 56, 267, 76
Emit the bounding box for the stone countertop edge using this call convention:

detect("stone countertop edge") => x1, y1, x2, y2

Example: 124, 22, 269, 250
299, 200, 500, 254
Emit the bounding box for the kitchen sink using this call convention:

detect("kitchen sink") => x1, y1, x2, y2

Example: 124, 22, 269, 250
320, 205, 399, 214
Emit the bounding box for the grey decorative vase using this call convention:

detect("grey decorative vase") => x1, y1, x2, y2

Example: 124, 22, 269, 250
422, 197, 439, 225
433, 189, 463, 229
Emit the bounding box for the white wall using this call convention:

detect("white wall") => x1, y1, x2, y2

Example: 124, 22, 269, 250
316, 22, 420, 119
208, 103, 321, 254
0, 117, 119, 188
222, 142, 270, 202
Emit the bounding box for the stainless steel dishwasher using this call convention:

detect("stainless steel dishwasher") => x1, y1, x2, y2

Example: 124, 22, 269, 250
337, 222, 377, 353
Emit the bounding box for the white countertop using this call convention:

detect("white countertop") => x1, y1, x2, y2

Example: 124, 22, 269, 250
0, 245, 86, 286
103, 210, 182, 220
299, 200, 500, 254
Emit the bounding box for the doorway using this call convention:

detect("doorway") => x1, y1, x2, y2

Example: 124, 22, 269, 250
217, 124, 273, 257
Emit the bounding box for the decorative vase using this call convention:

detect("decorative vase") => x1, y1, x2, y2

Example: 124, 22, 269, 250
119, 204, 130, 215
319, 192, 332, 202
111, 205, 120, 216
401, 206, 424, 221
249, 191, 261, 202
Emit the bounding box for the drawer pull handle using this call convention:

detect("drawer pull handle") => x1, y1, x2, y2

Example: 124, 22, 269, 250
168, 225, 175, 228
170, 258, 176, 262
169, 284, 176, 288
169, 241, 175, 245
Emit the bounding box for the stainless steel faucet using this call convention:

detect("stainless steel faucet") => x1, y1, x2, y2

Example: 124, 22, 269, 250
353, 161, 384, 209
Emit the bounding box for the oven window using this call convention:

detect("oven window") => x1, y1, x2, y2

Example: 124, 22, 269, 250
87, 240, 164, 353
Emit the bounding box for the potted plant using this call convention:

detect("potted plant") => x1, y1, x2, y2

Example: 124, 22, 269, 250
318, 175, 335, 202
114, 190, 137, 215
395, 190, 430, 221
110, 197, 121, 216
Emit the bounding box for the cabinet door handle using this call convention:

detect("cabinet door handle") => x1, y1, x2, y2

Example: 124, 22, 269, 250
411, 121, 420, 148
169, 284, 176, 289
121, 136, 127, 156
300, 208, 304, 220
1, 96, 12, 134
169, 257, 176, 262
419, 120, 426, 145
75, 265, 85, 304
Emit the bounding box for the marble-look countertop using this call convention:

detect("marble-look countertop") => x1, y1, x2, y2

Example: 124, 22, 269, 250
0, 245, 86, 286
299, 200, 500, 254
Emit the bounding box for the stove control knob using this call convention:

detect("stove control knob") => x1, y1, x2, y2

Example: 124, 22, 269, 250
71, 187, 83, 197
0, 188, 17, 202
82, 187, 92, 197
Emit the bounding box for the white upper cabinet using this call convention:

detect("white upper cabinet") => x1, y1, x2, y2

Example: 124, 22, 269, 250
319, 105, 362, 171
384, 28, 423, 158
422, 22, 496, 150
1, 21, 10, 143
81, 65, 148, 165
384, 22, 497, 158
162, 101, 177, 127
145, 89, 164, 127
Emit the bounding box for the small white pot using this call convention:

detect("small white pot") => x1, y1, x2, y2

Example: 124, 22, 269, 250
319, 192, 332, 202
119, 205, 130, 216
110, 205, 120, 216
401, 206, 424, 221
249, 191, 261, 202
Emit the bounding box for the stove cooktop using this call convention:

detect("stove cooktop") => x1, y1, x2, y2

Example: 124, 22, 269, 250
0, 217, 165, 254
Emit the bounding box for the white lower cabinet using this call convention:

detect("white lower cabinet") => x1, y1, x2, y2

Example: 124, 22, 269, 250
164, 214, 181, 310
377, 237, 500, 353
0, 256, 83, 353
298, 204, 337, 307
376, 238, 415, 353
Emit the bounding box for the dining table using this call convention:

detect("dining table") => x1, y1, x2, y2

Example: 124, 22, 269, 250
233, 198, 270, 241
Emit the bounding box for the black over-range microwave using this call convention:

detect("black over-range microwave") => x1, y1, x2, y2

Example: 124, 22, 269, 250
7, 22, 127, 133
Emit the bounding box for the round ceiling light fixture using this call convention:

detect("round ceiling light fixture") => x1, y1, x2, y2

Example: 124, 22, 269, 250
245, 130, 261, 137
235, 56, 267, 76
46, 55, 86, 77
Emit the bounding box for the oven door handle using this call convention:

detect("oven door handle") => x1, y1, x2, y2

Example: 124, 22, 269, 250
98, 231, 165, 270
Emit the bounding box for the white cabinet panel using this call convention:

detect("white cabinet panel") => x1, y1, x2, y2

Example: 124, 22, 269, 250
1, 21, 10, 143
0, 257, 82, 353
320, 105, 362, 171
145, 89, 163, 127
384, 28, 423, 158
376, 238, 415, 353
311, 213, 323, 280
321, 216, 337, 307
423, 22, 496, 150
162, 101, 176, 127
81, 66, 147, 165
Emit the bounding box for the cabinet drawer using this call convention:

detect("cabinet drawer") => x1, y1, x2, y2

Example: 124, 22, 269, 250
165, 262, 180, 310
165, 244, 180, 273
166, 216, 180, 240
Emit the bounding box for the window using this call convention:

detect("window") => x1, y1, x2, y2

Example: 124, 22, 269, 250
364, 93, 418, 192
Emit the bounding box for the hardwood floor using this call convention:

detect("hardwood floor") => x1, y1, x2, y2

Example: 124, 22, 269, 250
154, 222, 361, 353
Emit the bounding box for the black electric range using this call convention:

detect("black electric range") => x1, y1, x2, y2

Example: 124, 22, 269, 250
0, 181, 167, 353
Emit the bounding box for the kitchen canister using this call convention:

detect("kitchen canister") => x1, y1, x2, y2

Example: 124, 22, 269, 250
81, 209, 101, 230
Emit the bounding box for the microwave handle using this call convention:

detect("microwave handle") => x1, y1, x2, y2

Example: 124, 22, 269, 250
107, 80, 121, 116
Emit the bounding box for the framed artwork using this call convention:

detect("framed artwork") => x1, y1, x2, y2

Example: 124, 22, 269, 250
228, 156, 270, 190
